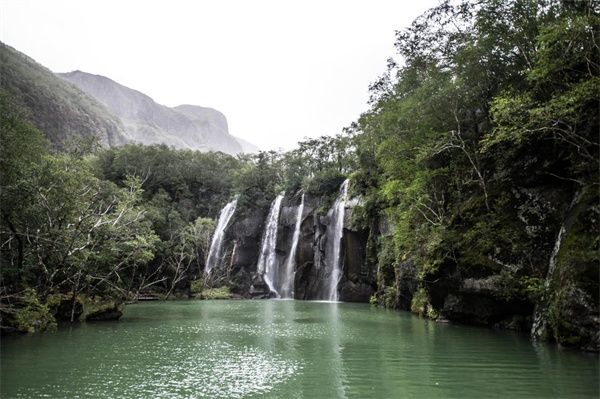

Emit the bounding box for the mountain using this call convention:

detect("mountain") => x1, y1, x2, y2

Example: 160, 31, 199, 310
233, 135, 260, 153
0, 42, 128, 147
1, 42, 258, 154
59, 71, 250, 154
173, 104, 241, 153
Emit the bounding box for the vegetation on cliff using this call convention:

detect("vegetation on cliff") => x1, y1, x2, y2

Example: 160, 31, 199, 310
351, 0, 598, 349
1, 0, 597, 349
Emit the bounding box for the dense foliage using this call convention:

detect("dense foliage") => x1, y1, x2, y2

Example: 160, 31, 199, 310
351, 0, 598, 347
0, 88, 355, 329
1, 0, 597, 347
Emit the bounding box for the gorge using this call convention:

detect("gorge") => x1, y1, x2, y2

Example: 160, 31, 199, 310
1, 0, 599, 397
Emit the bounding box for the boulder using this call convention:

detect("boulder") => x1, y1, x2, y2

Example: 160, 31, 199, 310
85, 302, 123, 321
339, 281, 373, 302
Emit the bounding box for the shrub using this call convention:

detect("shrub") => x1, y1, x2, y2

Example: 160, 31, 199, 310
198, 286, 231, 300
2, 289, 56, 333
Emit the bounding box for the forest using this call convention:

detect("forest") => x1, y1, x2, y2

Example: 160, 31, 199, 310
1, 0, 598, 351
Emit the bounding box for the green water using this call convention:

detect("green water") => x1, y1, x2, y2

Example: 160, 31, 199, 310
1, 300, 598, 398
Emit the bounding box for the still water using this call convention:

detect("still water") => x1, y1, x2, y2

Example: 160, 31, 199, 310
1, 300, 598, 398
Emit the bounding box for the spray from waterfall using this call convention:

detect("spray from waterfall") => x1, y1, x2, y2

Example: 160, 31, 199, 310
205, 198, 238, 274
257, 192, 285, 297
324, 179, 349, 301
280, 193, 305, 299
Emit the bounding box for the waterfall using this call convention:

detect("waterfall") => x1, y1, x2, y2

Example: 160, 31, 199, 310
531, 188, 585, 340
324, 179, 349, 301
205, 198, 238, 274
530, 223, 567, 340
280, 193, 305, 299
257, 193, 285, 297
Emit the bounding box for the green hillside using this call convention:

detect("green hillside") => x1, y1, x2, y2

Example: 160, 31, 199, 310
0, 42, 128, 148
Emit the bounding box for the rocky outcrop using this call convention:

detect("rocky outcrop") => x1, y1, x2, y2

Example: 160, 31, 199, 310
0, 42, 128, 148
339, 200, 375, 302
59, 71, 252, 154
221, 209, 266, 296
395, 260, 418, 311
423, 265, 534, 327
85, 302, 123, 321
209, 191, 375, 302
295, 196, 328, 299
48, 295, 83, 323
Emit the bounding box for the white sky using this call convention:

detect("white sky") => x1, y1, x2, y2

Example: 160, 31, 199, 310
1, 0, 439, 151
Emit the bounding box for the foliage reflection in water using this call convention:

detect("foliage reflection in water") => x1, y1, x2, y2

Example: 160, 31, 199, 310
1, 300, 598, 398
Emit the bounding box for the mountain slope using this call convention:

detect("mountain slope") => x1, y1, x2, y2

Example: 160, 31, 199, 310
59, 71, 247, 154
233, 135, 260, 153
173, 104, 239, 153
0, 42, 128, 148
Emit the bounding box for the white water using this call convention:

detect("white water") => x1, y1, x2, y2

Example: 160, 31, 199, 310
205, 198, 238, 274
324, 180, 349, 301
257, 193, 285, 297
531, 188, 584, 339
280, 193, 305, 299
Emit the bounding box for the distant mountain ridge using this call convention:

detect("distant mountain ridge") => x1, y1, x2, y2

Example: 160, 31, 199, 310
234, 135, 260, 153
59, 71, 256, 154
0, 42, 258, 154
0, 42, 129, 147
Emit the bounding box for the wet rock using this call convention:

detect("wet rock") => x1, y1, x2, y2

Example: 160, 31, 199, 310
85, 302, 123, 321
378, 213, 396, 237
249, 274, 272, 299
0, 325, 19, 335
339, 281, 373, 302
493, 315, 532, 332
440, 290, 533, 326
211, 190, 374, 303
48, 295, 83, 322
396, 260, 417, 311
551, 285, 599, 351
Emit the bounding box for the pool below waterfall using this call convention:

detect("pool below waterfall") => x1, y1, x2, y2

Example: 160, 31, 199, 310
2, 300, 598, 398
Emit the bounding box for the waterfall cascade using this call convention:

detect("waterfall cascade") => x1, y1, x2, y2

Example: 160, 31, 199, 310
280, 193, 305, 299
324, 179, 349, 301
205, 198, 238, 274
257, 192, 285, 296
531, 188, 585, 339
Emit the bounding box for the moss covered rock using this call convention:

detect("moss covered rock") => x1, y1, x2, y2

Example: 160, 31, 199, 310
82, 296, 123, 321
198, 286, 232, 300
1, 289, 57, 334
46, 293, 84, 322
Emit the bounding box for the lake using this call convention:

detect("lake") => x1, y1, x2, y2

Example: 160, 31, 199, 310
1, 300, 598, 398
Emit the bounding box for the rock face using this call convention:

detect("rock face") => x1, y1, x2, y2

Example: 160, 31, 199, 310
422, 262, 534, 327
218, 208, 266, 296
406, 186, 599, 351
1, 43, 259, 153
234, 136, 260, 153
59, 71, 250, 154
85, 303, 123, 321
395, 260, 418, 311
208, 191, 375, 301
0, 42, 128, 148
49, 296, 83, 322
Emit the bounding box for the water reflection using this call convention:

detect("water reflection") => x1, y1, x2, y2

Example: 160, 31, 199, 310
1, 300, 598, 399
329, 302, 347, 398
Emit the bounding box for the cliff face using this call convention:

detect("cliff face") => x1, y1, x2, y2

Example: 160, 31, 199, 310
0, 43, 128, 148
378, 185, 599, 352
59, 71, 246, 154
0, 43, 258, 154
205, 182, 598, 351
208, 192, 376, 302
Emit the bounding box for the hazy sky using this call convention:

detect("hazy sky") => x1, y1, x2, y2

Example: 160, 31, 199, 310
1, 0, 439, 150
